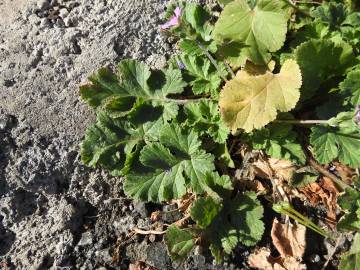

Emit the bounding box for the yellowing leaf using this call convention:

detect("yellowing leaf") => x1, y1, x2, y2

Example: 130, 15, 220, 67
219, 60, 302, 133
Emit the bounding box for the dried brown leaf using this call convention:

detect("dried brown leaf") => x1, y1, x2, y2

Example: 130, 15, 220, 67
248, 247, 307, 270
332, 161, 356, 184
282, 256, 307, 270
300, 177, 339, 225
170, 193, 195, 214
248, 248, 284, 270
234, 168, 267, 193
271, 218, 306, 259
252, 157, 296, 182
150, 211, 161, 222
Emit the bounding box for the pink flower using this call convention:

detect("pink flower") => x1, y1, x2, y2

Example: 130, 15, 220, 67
160, 7, 182, 30
356, 104, 360, 125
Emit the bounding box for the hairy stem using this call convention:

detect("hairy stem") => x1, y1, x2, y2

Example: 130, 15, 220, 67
224, 61, 236, 79
273, 202, 330, 238
166, 97, 208, 105
294, 0, 321, 4
274, 119, 329, 125
196, 41, 228, 82
281, 0, 311, 17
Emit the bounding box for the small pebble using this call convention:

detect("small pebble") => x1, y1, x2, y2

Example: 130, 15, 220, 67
59, 8, 69, 18
40, 18, 50, 27
77, 232, 93, 246
310, 254, 321, 263
0, 119, 7, 131
148, 234, 156, 242
55, 18, 65, 28
37, 0, 49, 10
63, 17, 72, 27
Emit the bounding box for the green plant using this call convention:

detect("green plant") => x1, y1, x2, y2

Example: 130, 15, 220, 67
79, 0, 360, 266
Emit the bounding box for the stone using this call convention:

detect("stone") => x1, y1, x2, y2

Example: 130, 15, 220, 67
77, 232, 93, 247
59, 8, 69, 18
37, 0, 49, 10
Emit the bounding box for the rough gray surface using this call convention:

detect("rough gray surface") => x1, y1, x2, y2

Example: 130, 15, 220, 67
0, 0, 225, 269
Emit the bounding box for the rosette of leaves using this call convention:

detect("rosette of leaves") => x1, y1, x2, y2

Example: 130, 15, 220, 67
165, 173, 264, 263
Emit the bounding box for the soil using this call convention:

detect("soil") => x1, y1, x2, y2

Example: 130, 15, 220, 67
0, 0, 350, 269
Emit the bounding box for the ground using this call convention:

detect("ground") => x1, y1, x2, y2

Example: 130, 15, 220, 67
0, 0, 222, 269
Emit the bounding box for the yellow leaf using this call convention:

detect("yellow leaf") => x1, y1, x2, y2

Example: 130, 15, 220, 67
219, 60, 302, 133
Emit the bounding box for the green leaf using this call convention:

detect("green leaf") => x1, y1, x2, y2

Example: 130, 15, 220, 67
340, 69, 360, 106
290, 22, 330, 48
213, 0, 288, 64
179, 39, 204, 56
80, 59, 186, 120
212, 143, 235, 169
184, 3, 213, 41
310, 123, 360, 168
80, 68, 134, 113
338, 188, 360, 232
216, 41, 247, 68
291, 167, 319, 187
124, 124, 215, 202
343, 12, 360, 26
230, 192, 265, 246
219, 59, 302, 133
310, 126, 339, 164
339, 233, 360, 270
165, 225, 196, 261
295, 39, 355, 100
190, 192, 264, 261
311, 2, 347, 29
249, 123, 306, 164
81, 109, 163, 176
217, 0, 233, 5
191, 197, 222, 229
176, 54, 223, 97
201, 172, 233, 201
204, 171, 233, 192
184, 100, 229, 143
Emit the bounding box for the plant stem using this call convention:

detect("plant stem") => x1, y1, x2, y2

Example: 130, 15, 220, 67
281, 0, 311, 17
166, 97, 208, 105
294, 0, 321, 4
196, 41, 228, 82
274, 119, 329, 125
224, 61, 236, 79
273, 202, 330, 238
